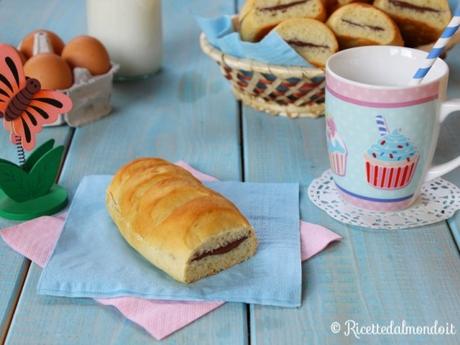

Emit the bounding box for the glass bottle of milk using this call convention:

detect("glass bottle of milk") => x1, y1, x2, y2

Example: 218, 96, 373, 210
86, 0, 162, 80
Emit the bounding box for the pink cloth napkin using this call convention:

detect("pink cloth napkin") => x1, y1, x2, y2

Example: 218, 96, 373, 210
0, 162, 341, 340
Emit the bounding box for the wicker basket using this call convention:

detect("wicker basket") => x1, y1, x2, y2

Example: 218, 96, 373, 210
200, 30, 460, 119
200, 33, 326, 118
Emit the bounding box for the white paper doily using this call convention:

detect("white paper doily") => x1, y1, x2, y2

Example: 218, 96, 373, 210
308, 170, 460, 230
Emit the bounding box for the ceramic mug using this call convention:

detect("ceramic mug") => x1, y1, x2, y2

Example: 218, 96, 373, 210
325, 46, 460, 211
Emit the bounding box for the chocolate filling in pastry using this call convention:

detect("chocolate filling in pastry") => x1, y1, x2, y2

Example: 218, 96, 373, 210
260, 0, 310, 12
388, 0, 440, 13
286, 40, 329, 48
191, 236, 248, 262
341, 19, 385, 31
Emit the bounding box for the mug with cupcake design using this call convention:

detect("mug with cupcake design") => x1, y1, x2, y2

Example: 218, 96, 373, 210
325, 46, 460, 211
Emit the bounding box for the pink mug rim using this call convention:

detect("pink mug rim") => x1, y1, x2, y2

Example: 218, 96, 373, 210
325, 45, 449, 91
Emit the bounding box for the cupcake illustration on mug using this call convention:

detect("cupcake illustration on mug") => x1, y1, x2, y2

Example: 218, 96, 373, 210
364, 115, 419, 190
326, 117, 347, 176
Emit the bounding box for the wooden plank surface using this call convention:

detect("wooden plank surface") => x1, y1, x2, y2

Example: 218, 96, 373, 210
8, 267, 247, 345
242, 60, 460, 345
236, 0, 460, 339
0, 0, 80, 340
243, 116, 460, 345
438, 44, 460, 248
4, 0, 248, 344
2, 0, 460, 344
0, 126, 70, 342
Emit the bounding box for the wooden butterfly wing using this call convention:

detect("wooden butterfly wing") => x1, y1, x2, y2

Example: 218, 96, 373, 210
0, 44, 25, 108
10, 90, 72, 151
11, 114, 35, 150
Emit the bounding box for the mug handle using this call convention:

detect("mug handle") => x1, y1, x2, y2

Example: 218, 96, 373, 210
426, 99, 460, 181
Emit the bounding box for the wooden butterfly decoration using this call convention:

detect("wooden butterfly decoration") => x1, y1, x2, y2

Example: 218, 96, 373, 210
0, 44, 72, 151
0, 44, 72, 220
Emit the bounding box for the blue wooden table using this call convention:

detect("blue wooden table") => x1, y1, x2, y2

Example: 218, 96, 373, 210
1, 0, 460, 344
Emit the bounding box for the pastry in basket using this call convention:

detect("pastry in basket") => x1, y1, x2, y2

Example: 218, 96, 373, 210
274, 18, 338, 67
239, 0, 327, 42
322, 0, 372, 15
374, 0, 452, 47
337, 0, 371, 5
106, 158, 258, 284
326, 3, 404, 48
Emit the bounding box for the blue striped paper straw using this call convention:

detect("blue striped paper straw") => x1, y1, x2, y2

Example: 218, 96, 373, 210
411, 5, 460, 85
376, 115, 389, 136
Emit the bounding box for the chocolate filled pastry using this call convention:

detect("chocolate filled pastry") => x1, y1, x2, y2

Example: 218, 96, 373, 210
239, 0, 327, 42
326, 3, 404, 48
322, 0, 371, 13
374, 0, 452, 47
275, 18, 338, 67
106, 158, 258, 284
336, 0, 371, 5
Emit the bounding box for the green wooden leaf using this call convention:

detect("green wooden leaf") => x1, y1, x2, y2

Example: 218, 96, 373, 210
0, 158, 18, 167
0, 162, 31, 202
28, 145, 64, 198
23, 139, 55, 172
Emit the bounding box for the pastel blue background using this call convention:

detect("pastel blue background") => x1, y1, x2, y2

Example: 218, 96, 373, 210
37, 176, 302, 308
326, 92, 439, 200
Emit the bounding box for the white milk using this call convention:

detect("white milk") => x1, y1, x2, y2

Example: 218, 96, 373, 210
86, 0, 162, 79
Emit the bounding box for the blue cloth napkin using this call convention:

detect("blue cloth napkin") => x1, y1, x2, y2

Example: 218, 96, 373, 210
38, 176, 302, 307
197, 15, 312, 67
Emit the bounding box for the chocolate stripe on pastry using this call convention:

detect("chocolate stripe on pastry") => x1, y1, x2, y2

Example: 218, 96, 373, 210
286, 40, 329, 48
341, 19, 385, 31
191, 236, 248, 262
260, 0, 310, 12
389, 0, 440, 13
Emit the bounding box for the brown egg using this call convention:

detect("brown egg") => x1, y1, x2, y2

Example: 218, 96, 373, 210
17, 50, 27, 65
62, 35, 110, 76
19, 30, 65, 59
24, 53, 73, 90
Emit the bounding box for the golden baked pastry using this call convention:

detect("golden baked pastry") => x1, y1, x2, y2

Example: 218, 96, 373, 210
275, 18, 339, 67
374, 0, 452, 47
106, 158, 258, 284
327, 3, 404, 48
239, 0, 327, 42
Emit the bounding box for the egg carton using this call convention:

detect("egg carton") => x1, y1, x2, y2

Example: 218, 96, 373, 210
18, 31, 119, 127
48, 62, 119, 127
